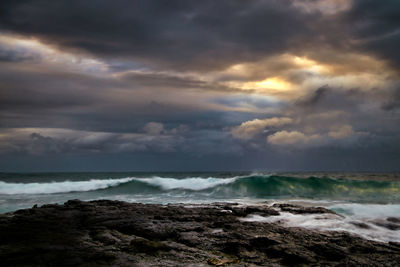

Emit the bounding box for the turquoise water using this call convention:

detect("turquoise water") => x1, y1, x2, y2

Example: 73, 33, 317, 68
1, 172, 400, 213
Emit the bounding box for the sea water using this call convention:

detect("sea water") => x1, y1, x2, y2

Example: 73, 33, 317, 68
1, 172, 399, 242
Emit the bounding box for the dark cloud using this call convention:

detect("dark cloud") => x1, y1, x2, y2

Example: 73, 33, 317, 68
343, 0, 400, 69
0, 48, 38, 62
294, 86, 369, 113
381, 87, 400, 111
1, 0, 399, 72
0, 126, 244, 159
0, 0, 318, 71
119, 71, 207, 89
0, 63, 220, 131
296, 86, 330, 106
1, 129, 182, 155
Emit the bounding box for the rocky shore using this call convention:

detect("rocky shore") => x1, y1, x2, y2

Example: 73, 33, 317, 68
1, 200, 399, 266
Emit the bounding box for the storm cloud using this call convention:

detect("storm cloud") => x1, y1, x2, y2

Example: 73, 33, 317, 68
0, 0, 399, 171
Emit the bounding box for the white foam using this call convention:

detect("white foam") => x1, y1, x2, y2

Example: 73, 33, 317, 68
134, 176, 238, 191
241, 204, 400, 243
330, 203, 400, 217
0, 178, 135, 195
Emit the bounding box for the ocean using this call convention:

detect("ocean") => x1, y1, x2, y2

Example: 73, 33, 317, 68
1, 172, 400, 243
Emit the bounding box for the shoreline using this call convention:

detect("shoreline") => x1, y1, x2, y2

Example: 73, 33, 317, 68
1, 200, 400, 266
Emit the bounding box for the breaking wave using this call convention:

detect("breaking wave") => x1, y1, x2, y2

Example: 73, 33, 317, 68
134, 176, 238, 190
1, 175, 400, 203
0, 178, 135, 194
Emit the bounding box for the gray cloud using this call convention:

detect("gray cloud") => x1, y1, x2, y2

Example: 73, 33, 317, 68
343, 0, 400, 69
1, 0, 399, 71
0, 0, 400, 171
0, 47, 39, 62
0, 0, 318, 71
381, 87, 400, 111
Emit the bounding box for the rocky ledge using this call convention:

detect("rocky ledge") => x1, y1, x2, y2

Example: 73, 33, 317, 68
1, 200, 399, 266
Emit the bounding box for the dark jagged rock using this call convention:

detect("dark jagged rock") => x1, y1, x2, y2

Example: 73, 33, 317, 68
387, 217, 400, 223
0, 200, 399, 266
350, 221, 371, 229
372, 220, 400, 231
272, 203, 337, 215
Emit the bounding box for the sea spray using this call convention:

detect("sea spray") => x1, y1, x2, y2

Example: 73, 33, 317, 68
0, 177, 135, 194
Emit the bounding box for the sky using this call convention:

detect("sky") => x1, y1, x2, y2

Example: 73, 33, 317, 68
0, 0, 400, 172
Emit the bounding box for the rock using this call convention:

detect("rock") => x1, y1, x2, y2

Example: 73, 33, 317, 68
207, 257, 237, 266
372, 220, 400, 230
0, 200, 399, 266
229, 205, 279, 217
128, 237, 171, 254
387, 217, 400, 223
273, 203, 337, 215
250, 236, 281, 247
350, 221, 371, 229
389, 241, 400, 247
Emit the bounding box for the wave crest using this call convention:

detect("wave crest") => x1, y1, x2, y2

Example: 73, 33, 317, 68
0, 178, 134, 195
134, 176, 238, 190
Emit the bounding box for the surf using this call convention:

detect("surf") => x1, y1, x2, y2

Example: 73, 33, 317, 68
1, 175, 400, 203
0, 177, 135, 195
128, 175, 400, 203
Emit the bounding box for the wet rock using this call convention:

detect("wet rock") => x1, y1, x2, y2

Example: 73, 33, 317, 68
229, 206, 279, 217
389, 241, 400, 247
273, 203, 336, 215
250, 236, 281, 248
387, 217, 400, 223
308, 242, 347, 261
0, 200, 399, 266
373, 220, 400, 230
128, 237, 171, 254
350, 221, 371, 229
